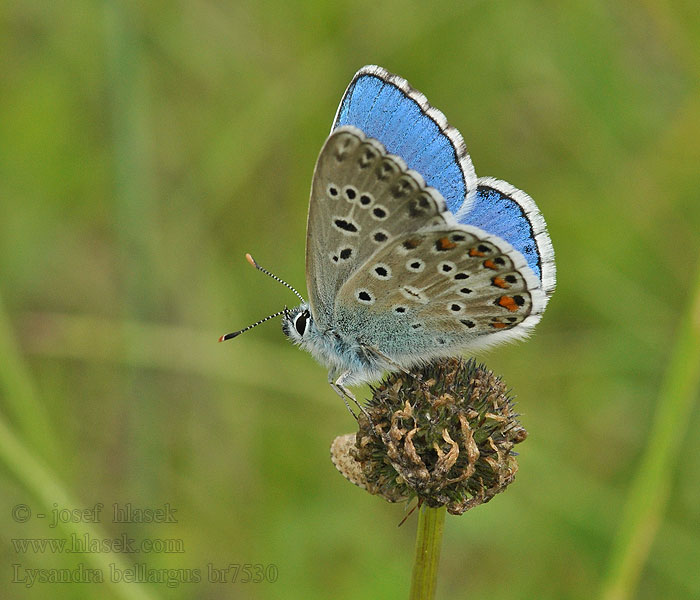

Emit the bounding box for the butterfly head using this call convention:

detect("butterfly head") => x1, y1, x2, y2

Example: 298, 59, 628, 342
281, 303, 315, 345
281, 302, 353, 379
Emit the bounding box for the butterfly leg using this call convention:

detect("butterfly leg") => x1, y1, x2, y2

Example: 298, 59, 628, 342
334, 371, 392, 445
330, 383, 357, 419
359, 343, 411, 376
328, 371, 358, 419
331, 370, 373, 422
359, 343, 423, 387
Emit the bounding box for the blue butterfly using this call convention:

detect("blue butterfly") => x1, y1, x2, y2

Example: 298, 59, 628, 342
221, 66, 555, 402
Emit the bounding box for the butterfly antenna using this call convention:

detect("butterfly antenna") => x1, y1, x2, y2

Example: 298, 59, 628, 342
218, 308, 288, 342
245, 253, 305, 302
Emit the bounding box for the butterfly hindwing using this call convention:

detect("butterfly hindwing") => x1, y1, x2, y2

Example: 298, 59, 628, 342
306, 126, 451, 328
456, 177, 556, 300
335, 225, 544, 360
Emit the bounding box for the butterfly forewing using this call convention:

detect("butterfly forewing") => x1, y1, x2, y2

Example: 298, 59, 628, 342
333, 65, 477, 215
306, 126, 450, 328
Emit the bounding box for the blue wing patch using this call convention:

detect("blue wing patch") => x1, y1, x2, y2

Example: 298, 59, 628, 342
332, 66, 476, 215
457, 177, 554, 284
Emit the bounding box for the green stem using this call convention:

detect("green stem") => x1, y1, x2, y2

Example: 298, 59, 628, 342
409, 505, 446, 600
600, 260, 700, 600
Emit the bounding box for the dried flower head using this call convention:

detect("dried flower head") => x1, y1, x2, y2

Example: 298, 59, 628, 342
331, 358, 528, 515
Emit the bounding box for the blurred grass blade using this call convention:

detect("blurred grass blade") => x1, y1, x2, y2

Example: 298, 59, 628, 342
601, 260, 700, 600
102, 0, 161, 499
0, 292, 157, 600
0, 290, 60, 464
0, 415, 157, 600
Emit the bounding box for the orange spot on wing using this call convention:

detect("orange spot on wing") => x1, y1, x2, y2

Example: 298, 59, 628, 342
491, 322, 508, 329
483, 259, 499, 270
469, 247, 486, 257
497, 296, 519, 312
436, 237, 457, 250
403, 238, 422, 249
492, 276, 509, 289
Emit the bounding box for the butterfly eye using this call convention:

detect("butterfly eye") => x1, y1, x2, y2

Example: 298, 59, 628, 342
295, 310, 310, 336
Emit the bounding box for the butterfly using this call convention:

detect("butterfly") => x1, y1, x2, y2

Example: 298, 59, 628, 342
221, 65, 555, 402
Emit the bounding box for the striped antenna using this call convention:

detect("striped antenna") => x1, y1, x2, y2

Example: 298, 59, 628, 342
245, 253, 305, 302
218, 308, 287, 342
218, 254, 302, 343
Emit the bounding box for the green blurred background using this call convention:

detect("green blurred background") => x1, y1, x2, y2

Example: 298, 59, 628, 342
1, 1, 699, 599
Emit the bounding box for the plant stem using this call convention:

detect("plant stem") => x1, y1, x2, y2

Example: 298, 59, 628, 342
409, 505, 446, 600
